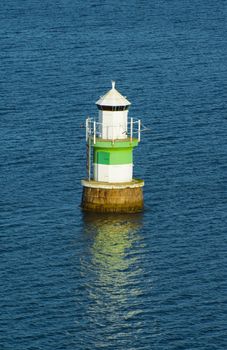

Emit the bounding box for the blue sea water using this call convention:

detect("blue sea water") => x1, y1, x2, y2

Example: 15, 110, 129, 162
0, 0, 227, 349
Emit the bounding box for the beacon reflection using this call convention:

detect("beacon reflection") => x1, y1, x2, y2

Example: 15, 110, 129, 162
82, 213, 144, 346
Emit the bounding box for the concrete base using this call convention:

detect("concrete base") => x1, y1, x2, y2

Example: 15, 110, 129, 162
81, 179, 144, 213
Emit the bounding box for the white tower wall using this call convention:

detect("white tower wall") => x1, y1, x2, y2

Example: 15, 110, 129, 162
99, 110, 128, 140
94, 163, 132, 183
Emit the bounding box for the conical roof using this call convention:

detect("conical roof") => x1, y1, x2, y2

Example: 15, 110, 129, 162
96, 81, 131, 107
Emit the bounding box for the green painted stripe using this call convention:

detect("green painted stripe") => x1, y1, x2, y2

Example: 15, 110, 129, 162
94, 149, 133, 165
93, 138, 138, 149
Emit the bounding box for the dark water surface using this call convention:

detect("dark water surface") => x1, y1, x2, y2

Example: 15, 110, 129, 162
1, 1, 227, 349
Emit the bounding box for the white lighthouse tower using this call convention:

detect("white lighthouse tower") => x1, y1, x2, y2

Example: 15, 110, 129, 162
97, 81, 130, 140
81, 82, 144, 213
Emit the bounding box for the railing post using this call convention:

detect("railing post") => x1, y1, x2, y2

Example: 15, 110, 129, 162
86, 118, 88, 142
88, 134, 91, 181
130, 117, 133, 142
112, 125, 114, 143
86, 117, 91, 181
94, 121, 96, 144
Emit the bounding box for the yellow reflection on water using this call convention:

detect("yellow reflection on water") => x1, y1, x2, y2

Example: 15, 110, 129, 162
82, 213, 144, 345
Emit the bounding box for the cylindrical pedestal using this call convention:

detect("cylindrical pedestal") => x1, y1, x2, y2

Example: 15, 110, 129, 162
81, 179, 144, 213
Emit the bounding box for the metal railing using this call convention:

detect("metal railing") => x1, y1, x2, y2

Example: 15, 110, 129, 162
85, 117, 141, 144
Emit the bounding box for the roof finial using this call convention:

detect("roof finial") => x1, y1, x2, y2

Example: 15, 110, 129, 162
111, 80, 116, 89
